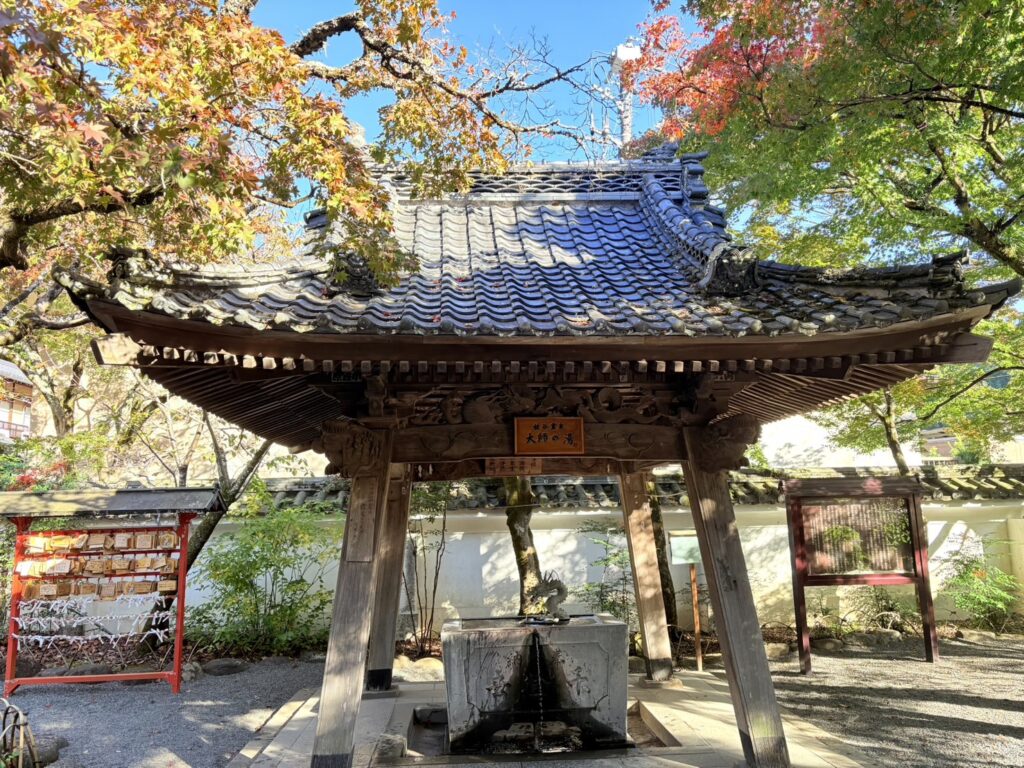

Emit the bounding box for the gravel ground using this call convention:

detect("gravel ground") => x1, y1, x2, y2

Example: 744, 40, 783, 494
769, 635, 1024, 768
14, 657, 325, 768
10, 638, 1023, 768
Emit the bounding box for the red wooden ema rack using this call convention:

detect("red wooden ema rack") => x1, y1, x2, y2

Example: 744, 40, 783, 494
782, 476, 939, 675
0, 487, 224, 696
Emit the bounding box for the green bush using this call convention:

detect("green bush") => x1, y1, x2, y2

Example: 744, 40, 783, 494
848, 586, 919, 633
572, 521, 637, 631
944, 550, 1021, 632
187, 499, 342, 656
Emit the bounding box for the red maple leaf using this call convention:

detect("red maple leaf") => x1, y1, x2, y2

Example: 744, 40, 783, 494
77, 122, 109, 145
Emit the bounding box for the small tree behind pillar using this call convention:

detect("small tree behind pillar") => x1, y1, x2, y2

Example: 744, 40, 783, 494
503, 476, 566, 616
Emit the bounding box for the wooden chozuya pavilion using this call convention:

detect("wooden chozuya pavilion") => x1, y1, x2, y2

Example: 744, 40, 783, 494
62, 145, 1019, 768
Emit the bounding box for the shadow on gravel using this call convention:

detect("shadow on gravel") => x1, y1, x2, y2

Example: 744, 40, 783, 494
775, 679, 1024, 723
770, 637, 1024, 768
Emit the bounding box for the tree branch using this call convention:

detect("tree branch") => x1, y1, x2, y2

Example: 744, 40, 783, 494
917, 366, 1024, 423
203, 411, 230, 488
2, 187, 163, 270
186, 434, 272, 570
222, 0, 260, 16
298, 15, 607, 152
290, 14, 362, 58
15, 186, 164, 228
0, 311, 90, 349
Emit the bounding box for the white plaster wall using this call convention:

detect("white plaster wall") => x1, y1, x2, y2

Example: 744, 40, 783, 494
185, 500, 1024, 632
404, 502, 1024, 631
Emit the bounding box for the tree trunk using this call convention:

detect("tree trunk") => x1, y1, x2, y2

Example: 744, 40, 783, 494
503, 476, 547, 615
880, 390, 911, 476
186, 437, 272, 570
142, 435, 272, 650
646, 478, 678, 628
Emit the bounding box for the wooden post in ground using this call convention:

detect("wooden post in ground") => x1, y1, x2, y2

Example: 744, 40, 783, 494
786, 494, 813, 674
365, 465, 413, 692
690, 563, 703, 672
311, 424, 394, 768
619, 471, 673, 681
683, 418, 790, 768
909, 493, 940, 662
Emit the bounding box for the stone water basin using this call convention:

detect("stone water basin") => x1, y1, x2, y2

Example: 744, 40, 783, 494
441, 614, 628, 753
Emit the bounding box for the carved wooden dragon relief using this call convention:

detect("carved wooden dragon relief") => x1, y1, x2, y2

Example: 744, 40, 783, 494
689, 414, 762, 472
320, 419, 387, 476
404, 383, 697, 427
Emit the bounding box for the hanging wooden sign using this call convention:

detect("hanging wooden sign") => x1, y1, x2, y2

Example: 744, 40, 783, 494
484, 458, 544, 477
514, 417, 585, 455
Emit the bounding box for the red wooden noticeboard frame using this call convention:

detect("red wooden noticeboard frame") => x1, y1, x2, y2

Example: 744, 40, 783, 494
783, 477, 938, 674
4, 513, 194, 695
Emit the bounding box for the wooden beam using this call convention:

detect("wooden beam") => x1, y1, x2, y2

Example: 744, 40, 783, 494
97, 299, 990, 364
682, 430, 790, 768
365, 465, 413, 692
312, 433, 394, 768
409, 457, 627, 482
392, 424, 686, 464
619, 471, 673, 681
90, 334, 142, 365
930, 332, 993, 363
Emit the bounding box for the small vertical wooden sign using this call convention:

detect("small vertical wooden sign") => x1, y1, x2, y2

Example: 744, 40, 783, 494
514, 417, 584, 455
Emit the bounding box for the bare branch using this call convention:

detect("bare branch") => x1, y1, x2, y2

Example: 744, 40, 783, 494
203, 411, 230, 489
290, 14, 362, 58
222, 0, 260, 16
0, 311, 90, 349
136, 431, 180, 486
298, 17, 616, 156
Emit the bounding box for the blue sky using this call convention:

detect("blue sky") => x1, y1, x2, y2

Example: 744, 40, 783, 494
252, 1, 664, 160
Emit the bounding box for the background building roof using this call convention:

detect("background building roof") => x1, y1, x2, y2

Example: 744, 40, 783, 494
261, 464, 1024, 513
0, 360, 31, 386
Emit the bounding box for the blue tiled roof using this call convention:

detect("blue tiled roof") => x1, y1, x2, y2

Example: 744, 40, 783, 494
61, 150, 1018, 339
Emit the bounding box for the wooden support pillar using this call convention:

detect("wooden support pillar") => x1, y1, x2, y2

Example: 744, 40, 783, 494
683, 419, 790, 768
909, 493, 939, 663
312, 426, 394, 768
690, 563, 703, 673
619, 471, 673, 681
365, 465, 413, 692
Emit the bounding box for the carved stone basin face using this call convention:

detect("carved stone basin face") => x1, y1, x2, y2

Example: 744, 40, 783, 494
441, 614, 628, 753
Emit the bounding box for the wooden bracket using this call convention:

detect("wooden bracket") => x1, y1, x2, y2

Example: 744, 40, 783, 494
688, 414, 761, 472
90, 334, 142, 365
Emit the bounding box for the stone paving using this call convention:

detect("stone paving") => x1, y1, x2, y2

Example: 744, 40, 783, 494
229, 674, 873, 768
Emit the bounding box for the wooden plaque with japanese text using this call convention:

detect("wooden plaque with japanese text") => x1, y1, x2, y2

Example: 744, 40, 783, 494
513, 417, 585, 455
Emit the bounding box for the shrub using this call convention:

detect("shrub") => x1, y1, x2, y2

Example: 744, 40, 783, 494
848, 586, 919, 633
403, 481, 452, 658
188, 500, 342, 656
573, 521, 637, 631
944, 551, 1020, 632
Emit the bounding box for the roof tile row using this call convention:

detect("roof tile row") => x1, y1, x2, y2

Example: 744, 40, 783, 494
61, 149, 1018, 339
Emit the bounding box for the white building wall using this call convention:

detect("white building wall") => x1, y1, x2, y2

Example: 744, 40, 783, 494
188, 500, 1024, 631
